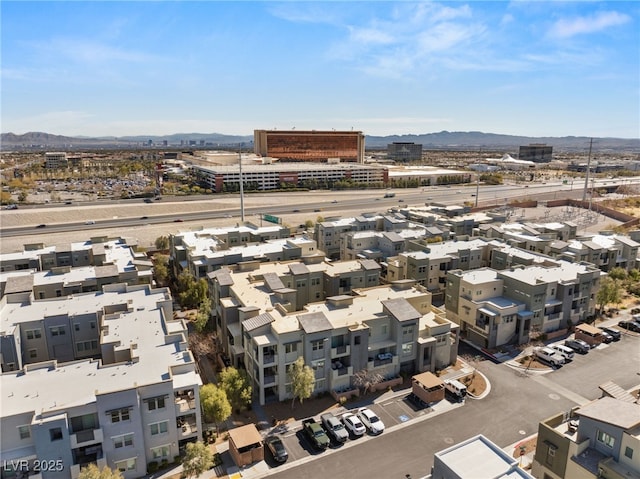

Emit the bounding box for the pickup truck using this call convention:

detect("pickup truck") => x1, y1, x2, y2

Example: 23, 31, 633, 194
321, 413, 348, 443
302, 418, 330, 450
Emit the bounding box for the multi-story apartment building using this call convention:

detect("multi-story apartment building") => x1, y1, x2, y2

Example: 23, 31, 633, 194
0, 238, 152, 300
208, 259, 457, 405
532, 395, 640, 479
253, 130, 365, 163
444, 259, 601, 348
340, 228, 432, 262
0, 284, 202, 479
170, 224, 295, 278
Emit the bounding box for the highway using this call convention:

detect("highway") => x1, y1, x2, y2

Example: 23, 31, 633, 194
1, 179, 622, 238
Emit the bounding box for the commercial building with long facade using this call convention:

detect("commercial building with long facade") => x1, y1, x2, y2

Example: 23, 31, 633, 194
254, 130, 365, 163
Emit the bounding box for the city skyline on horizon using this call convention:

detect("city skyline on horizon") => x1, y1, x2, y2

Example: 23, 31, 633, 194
2, 1, 639, 139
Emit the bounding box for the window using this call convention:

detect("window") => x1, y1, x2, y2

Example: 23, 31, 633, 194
403, 326, 414, 337
90, 321, 96, 329
545, 444, 556, 465
50, 427, 63, 441
29, 349, 37, 359
18, 425, 30, 440
25, 329, 42, 340
150, 421, 168, 436
146, 396, 166, 411
597, 430, 615, 448
354, 336, 361, 345
50, 326, 66, 336
625, 446, 633, 459
285, 343, 297, 354
74, 323, 80, 332
115, 458, 136, 472
113, 433, 134, 448
151, 445, 171, 459
311, 340, 325, 351
110, 408, 130, 423
77, 340, 98, 352
402, 343, 413, 355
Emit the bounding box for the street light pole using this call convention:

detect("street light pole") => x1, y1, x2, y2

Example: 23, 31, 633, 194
239, 143, 245, 222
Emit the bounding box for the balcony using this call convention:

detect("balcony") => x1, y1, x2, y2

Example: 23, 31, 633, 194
262, 353, 278, 366
331, 344, 350, 359
175, 398, 196, 415
177, 417, 198, 438
331, 366, 353, 380
70, 428, 103, 448
264, 374, 278, 386
367, 354, 398, 369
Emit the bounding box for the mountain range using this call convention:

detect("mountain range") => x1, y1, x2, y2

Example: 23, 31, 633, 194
2, 131, 639, 152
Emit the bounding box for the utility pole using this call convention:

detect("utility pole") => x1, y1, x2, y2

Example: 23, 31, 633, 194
582, 138, 593, 202
239, 143, 245, 222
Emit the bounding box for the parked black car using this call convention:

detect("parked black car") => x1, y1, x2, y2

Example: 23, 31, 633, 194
618, 320, 640, 333
599, 326, 621, 341
264, 436, 288, 463
564, 338, 590, 354
598, 330, 614, 343
405, 393, 429, 410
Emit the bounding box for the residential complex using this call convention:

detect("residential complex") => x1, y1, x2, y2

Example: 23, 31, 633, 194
387, 142, 423, 162
208, 258, 458, 405
0, 284, 202, 479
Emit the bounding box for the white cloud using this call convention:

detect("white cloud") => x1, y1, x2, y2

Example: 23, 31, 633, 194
548, 11, 631, 39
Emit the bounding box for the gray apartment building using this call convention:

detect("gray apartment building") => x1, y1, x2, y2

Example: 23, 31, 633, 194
532, 395, 640, 478
0, 284, 202, 479
444, 259, 602, 349
208, 259, 458, 405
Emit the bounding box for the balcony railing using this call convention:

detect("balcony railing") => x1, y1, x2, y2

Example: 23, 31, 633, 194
178, 420, 198, 437
175, 398, 196, 414
331, 344, 350, 359
264, 374, 277, 386
331, 366, 353, 380
262, 353, 277, 365
70, 428, 103, 448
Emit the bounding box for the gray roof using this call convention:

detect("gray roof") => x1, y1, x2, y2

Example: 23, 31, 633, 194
263, 272, 285, 291
95, 264, 118, 278
298, 311, 333, 334
382, 297, 421, 322
5, 275, 34, 294
359, 259, 381, 271
208, 268, 234, 286
289, 263, 310, 275
92, 243, 106, 255
242, 312, 275, 332
381, 231, 403, 242
576, 397, 640, 430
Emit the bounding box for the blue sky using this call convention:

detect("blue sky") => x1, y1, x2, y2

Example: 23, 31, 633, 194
2, 1, 639, 138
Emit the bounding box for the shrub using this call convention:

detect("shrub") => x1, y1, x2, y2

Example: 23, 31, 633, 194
147, 461, 158, 473
339, 396, 347, 406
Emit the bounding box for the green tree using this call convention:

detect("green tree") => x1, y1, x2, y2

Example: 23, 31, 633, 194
200, 384, 232, 432
177, 272, 208, 309
287, 357, 314, 408
181, 441, 213, 479
17, 190, 28, 202
304, 219, 314, 229
596, 276, 623, 315
608, 267, 628, 281
219, 366, 252, 412
77, 463, 123, 479
153, 254, 170, 287
155, 235, 170, 250
193, 300, 212, 333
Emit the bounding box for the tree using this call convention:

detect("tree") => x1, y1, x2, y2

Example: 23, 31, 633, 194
304, 219, 314, 229
192, 300, 212, 333
287, 357, 314, 408
155, 235, 170, 250
78, 463, 123, 479
181, 441, 213, 479
177, 271, 208, 309
199, 384, 231, 432
596, 276, 623, 315
352, 368, 384, 395
608, 267, 628, 281
153, 254, 170, 287
219, 366, 252, 412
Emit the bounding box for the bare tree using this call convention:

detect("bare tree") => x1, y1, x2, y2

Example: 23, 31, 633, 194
352, 369, 384, 395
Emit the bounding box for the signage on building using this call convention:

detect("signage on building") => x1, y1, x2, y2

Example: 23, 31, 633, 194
263, 214, 281, 224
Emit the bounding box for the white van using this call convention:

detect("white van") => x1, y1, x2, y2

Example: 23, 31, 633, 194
550, 344, 574, 362
444, 379, 467, 401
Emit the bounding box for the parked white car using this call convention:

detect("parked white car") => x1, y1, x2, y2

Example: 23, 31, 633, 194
550, 344, 574, 361
534, 347, 565, 367
341, 412, 366, 437
357, 407, 385, 435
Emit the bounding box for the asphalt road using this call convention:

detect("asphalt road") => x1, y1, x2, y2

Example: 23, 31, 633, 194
263, 331, 639, 479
